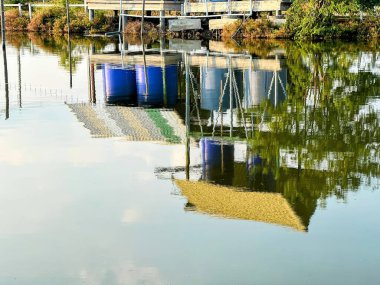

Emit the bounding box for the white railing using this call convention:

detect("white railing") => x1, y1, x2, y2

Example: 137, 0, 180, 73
4, 3, 87, 19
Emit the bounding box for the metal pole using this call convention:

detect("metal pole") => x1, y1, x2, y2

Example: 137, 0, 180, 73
17, 48, 22, 108
141, 0, 146, 37
28, 3, 32, 20
2, 39, 9, 119
68, 35, 72, 88
65, 0, 70, 35
1, 0, 6, 48
185, 53, 190, 180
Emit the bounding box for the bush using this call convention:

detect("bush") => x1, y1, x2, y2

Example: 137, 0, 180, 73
222, 18, 289, 40
28, 7, 64, 33
4, 9, 29, 31
124, 21, 159, 38
53, 11, 91, 34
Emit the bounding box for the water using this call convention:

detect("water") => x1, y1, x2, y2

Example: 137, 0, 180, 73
0, 34, 379, 284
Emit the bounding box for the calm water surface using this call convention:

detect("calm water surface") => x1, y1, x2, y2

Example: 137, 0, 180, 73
0, 35, 379, 285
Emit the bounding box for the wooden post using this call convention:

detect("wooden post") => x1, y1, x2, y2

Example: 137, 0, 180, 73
28, 3, 32, 20
18, 3, 22, 17
1, 0, 6, 48
84, 0, 88, 13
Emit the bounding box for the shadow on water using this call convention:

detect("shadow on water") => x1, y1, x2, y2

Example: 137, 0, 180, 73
3, 33, 380, 231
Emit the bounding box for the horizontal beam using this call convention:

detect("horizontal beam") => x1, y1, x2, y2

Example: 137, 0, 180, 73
185, 0, 284, 13
87, 0, 182, 11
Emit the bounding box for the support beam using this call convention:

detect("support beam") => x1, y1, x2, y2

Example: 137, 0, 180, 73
28, 3, 32, 20
159, 10, 165, 33
89, 9, 94, 21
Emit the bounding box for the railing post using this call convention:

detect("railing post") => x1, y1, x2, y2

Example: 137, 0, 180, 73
28, 3, 32, 20
205, 0, 208, 16
184, 0, 187, 15
89, 9, 94, 21
84, 0, 88, 13
18, 3, 22, 17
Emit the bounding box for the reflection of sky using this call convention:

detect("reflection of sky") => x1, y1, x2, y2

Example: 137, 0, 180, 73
0, 43, 379, 285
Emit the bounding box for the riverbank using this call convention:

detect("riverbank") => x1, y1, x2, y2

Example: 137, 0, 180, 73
2, 1, 380, 41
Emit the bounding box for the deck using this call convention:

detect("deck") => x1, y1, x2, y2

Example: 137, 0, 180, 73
86, 0, 291, 14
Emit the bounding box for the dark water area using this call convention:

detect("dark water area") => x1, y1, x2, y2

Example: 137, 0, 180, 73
0, 33, 379, 284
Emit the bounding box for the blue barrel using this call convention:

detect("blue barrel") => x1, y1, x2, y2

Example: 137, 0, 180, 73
136, 65, 178, 108
102, 64, 136, 104
201, 138, 234, 185
201, 68, 243, 111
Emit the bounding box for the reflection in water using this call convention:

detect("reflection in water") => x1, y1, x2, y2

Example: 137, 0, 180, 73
0, 35, 380, 284
102, 64, 136, 104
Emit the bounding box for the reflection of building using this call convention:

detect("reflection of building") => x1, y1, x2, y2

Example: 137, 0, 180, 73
67, 103, 186, 143
90, 53, 182, 108
200, 68, 243, 111
175, 180, 306, 232
136, 65, 178, 108
102, 64, 136, 104
243, 69, 287, 107
201, 138, 234, 185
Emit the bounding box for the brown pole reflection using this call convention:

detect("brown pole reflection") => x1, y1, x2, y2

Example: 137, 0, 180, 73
17, 48, 22, 108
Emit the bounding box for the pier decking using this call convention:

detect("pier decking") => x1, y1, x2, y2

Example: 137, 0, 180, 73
86, 0, 292, 15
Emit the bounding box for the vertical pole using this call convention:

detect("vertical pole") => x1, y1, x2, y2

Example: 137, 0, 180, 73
229, 61, 233, 137
205, 0, 208, 16
65, 0, 70, 35
89, 9, 94, 21
184, 0, 187, 15
185, 53, 190, 180
68, 36, 72, 88
141, 0, 146, 37
18, 3, 22, 17
159, 10, 165, 33
1, 0, 6, 48
90, 63, 96, 103
28, 3, 32, 20
17, 48, 22, 108
274, 70, 278, 107
122, 10, 127, 33
2, 38, 9, 119
84, 0, 88, 13
118, 0, 122, 32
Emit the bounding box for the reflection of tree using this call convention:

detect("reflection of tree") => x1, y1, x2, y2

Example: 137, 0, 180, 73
27, 33, 116, 71
245, 42, 380, 227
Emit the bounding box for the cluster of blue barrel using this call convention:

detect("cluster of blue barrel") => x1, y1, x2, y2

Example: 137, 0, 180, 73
200, 67, 287, 111
200, 138, 273, 188
102, 64, 178, 107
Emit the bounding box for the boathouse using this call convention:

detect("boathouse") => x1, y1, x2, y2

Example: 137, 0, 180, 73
86, 0, 292, 30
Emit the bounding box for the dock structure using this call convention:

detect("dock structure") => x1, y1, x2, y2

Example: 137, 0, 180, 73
86, 0, 292, 30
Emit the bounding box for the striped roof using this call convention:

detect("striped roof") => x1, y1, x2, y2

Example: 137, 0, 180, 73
175, 180, 306, 232
67, 103, 186, 143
